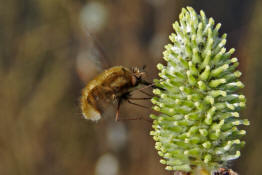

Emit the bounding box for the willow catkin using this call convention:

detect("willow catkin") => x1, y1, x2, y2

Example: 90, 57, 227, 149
150, 7, 249, 174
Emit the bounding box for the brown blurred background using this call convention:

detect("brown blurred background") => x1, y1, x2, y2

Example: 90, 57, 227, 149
0, 0, 261, 175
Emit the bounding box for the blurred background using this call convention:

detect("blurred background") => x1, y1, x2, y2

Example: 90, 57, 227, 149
0, 0, 261, 175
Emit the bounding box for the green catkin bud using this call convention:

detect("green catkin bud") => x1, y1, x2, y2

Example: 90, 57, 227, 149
150, 7, 249, 174
200, 65, 210, 81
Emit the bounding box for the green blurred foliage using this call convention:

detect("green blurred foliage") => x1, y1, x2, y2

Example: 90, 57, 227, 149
0, 0, 260, 175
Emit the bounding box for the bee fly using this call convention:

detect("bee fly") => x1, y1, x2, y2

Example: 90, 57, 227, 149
80, 65, 154, 122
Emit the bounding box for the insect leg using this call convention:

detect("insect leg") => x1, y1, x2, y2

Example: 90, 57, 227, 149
130, 80, 164, 95
115, 97, 152, 123
121, 92, 151, 101
128, 97, 152, 100
139, 90, 153, 97
127, 99, 149, 109
128, 84, 155, 96
117, 116, 152, 123
141, 80, 165, 90
137, 82, 157, 91
115, 98, 122, 122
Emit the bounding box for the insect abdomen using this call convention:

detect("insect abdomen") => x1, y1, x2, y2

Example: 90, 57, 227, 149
81, 92, 101, 121
81, 66, 134, 121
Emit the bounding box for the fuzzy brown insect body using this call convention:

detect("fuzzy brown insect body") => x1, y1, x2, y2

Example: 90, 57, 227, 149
81, 66, 145, 121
